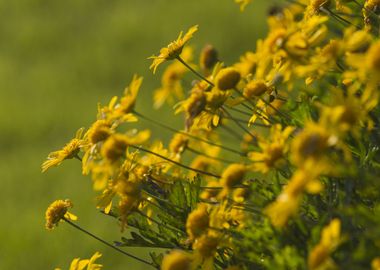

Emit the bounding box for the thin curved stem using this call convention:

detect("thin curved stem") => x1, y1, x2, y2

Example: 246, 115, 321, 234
186, 146, 237, 164
176, 56, 214, 86
130, 144, 221, 178
134, 110, 245, 156
63, 218, 156, 268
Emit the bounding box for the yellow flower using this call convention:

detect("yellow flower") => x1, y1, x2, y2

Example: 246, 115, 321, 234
214, 67, 241, 91
56, 252, 103, 270
101, 130, 150, 162
220, 163, 246, 190
96, 75, 141, 125
305, 0, 330, 18
45, 199, 77, 230
345, 40, 380, 85
169, 133, 189, 156
372, 257, 380, 270
175, 86, 207, 130
161, 250, 193, 270
308, 219, 341, 270
154, 47, 192, 109
243, 80, 268, 98
234, 51, 257, 77
192, 232, 219, 259
235, 0, 252, 11
200, 44, 219, 73
199, 181, 222, 200
248, 124, 294, 173
186, 204, 209, 241
101, 134, 129, 162
319, 85, 375, 137
116, 74, 143, 115
264, 191, 301, 228
42, 128, 86, 172
265, 164, 324, 227
291, 122, 336, 168
85, 120, 112, 144
149, 25, 198, 73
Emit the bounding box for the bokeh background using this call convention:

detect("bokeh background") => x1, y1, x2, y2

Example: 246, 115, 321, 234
0, 0, 270, 269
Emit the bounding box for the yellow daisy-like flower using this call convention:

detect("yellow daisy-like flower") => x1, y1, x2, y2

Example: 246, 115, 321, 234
248, 124, 294, 174
55, 252, 103, 270
45, 199, 77, 230
42, 128, 86, 172
161, 250, 193, 270
149, 25, 198, 73
308, 219, 341, 270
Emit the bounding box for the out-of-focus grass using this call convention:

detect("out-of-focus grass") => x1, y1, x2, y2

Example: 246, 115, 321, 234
0, 0, 269, 269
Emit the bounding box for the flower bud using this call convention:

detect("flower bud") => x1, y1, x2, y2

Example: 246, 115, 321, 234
243, 80, 268, 97
200, 44, 218, 71
215, 67, 241, 90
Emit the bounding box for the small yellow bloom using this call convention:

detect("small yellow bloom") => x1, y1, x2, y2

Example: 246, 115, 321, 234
86, 120, 112, 144
56, 252, 103, 270
161, 250, 193, 270
214, 67, 241, 91
101, 134, 129, 162
220, 163, 246, 190
265, 192, 301, 228
372, 257, 380, 270
248, 124, 294, 174
186, 204, 209, 240
116, 74, 143, 115
243, 80, 268, 98
192, 233, 219, 259
154, 47, 193, 109
308, 219, 341, 270
42, 128, 86, 172
291, 122, 335, 168
149, 25, 198, 73
45, 199, 77, 230
305, 0, 330, 18
235, 0, 252, 12
200, 44, 219, 73
169, 133, 189, 155
234, 51, 257, 77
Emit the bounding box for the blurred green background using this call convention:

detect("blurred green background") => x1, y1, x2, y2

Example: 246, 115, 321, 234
0, 0, 269, 269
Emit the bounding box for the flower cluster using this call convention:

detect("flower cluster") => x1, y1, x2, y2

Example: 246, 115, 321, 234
44, 0, 380, 269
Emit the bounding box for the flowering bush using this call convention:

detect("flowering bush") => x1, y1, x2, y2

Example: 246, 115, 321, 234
43, 0, 380, 269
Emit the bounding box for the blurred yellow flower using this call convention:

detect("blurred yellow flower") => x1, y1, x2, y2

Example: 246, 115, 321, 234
248, 124, 294, 173
161, 250, 193, 270
308, 219, 341, 270
235, 0, 252, 11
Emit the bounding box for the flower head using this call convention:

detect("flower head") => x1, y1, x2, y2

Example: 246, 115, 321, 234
149, 25, 198, 73
186, 204, 209, 240
56, 252, 103, 270
308, 219, 341, 269
45, 199, 77, 230
220, 163, 246, 190
42, 128, 86, 172
161, 250, 193, 270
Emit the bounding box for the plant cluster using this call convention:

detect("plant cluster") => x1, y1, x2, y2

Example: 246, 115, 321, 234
44, 0, 380, 269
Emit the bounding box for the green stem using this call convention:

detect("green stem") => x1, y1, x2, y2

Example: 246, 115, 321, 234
221, 107, 256, 140
63, 218, 156, 268
130, 144, 221, 178
176, 56, 215, 86
186, 146, 236, 164
134, 110, 245, 156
